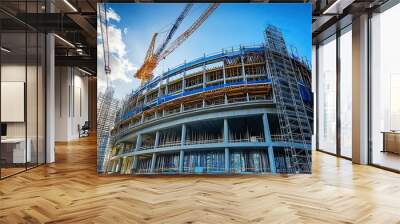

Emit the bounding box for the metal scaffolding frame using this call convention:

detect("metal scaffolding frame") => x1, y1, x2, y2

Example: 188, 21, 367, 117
97, 87, 120, 173
264, 25, 312, 173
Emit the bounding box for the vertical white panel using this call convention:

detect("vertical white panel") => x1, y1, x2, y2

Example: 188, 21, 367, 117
1, 82, 25, 122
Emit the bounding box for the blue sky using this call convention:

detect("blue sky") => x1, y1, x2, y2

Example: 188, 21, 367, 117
97, 3, 311, 99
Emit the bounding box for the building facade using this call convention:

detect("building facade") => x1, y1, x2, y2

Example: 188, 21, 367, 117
105, 25, 313, 174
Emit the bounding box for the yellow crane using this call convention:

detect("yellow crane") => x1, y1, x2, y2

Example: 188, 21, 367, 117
135, 3, 220, 85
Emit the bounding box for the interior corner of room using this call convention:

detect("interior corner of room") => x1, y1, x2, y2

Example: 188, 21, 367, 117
0, 0, 97, 179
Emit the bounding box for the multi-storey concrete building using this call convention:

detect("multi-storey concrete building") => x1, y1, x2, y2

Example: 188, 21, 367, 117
105, 25, 313, 174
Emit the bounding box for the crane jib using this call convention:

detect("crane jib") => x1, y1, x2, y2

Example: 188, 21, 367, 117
135, 3, 220, 85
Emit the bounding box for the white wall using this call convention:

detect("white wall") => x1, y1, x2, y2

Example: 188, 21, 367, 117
0, 65, 38, 138
71, 72, 89, 138
1, 65, 26, 139
55, 67, 89, 141
55, 66, 69, 141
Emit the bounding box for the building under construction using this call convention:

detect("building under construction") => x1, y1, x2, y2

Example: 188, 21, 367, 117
97, 87, 120, 173
105, 25, 313, 174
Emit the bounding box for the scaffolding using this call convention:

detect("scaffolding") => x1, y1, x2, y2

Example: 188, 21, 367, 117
97, 87, 120, 173
264, 25, 312, 173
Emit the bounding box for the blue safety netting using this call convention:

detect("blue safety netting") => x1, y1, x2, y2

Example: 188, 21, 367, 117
120, 78, 272, 121
298, 83, 313, 103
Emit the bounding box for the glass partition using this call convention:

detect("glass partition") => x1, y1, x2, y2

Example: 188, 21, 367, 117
0, 31, 28, 177
0, 1, 46, 179
339, 26, 352, 158
317, 35, 337, 154
370, 3, 400, 171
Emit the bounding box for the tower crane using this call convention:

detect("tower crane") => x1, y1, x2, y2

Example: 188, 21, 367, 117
98, 3, 111, 87
135, 3, 219, 85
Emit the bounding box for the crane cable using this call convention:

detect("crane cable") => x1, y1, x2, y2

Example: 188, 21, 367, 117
99, 2, 111, 87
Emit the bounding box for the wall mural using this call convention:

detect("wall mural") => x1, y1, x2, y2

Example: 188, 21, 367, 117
97, 3, 312, 175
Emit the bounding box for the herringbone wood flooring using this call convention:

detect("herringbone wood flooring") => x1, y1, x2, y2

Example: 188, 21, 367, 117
1, 135, 400, 224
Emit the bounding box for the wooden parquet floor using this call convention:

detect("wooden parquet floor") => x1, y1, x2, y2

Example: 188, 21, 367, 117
1, 135, 400, 224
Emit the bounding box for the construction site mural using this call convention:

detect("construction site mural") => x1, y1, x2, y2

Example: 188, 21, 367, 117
97, 3, 312, 175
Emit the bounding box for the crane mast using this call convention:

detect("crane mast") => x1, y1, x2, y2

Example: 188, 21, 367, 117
99, 3, 111, 87
135, 3, 219, 85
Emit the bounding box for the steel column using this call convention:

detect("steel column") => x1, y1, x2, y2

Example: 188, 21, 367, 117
240, 46, 246, 82
262, 113, 272, 142
224, 118, 229, 143
135, 134, 142, 151
155, 131, 160, 147
132, 134, 142, 171
181, 123, 186, 146
179, 150, 184, 173
263, 113, 276, 173
150, 153, 157, 173
225, 147, 230, 173
268, 146, 276, 173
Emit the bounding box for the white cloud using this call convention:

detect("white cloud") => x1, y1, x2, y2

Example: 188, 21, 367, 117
97, 43, 103, 59
123, 28, 128, 35
97, 7, 139, 97
97, 76, 107, 93
107, 25, 126, 59
107, 8, 120, 22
